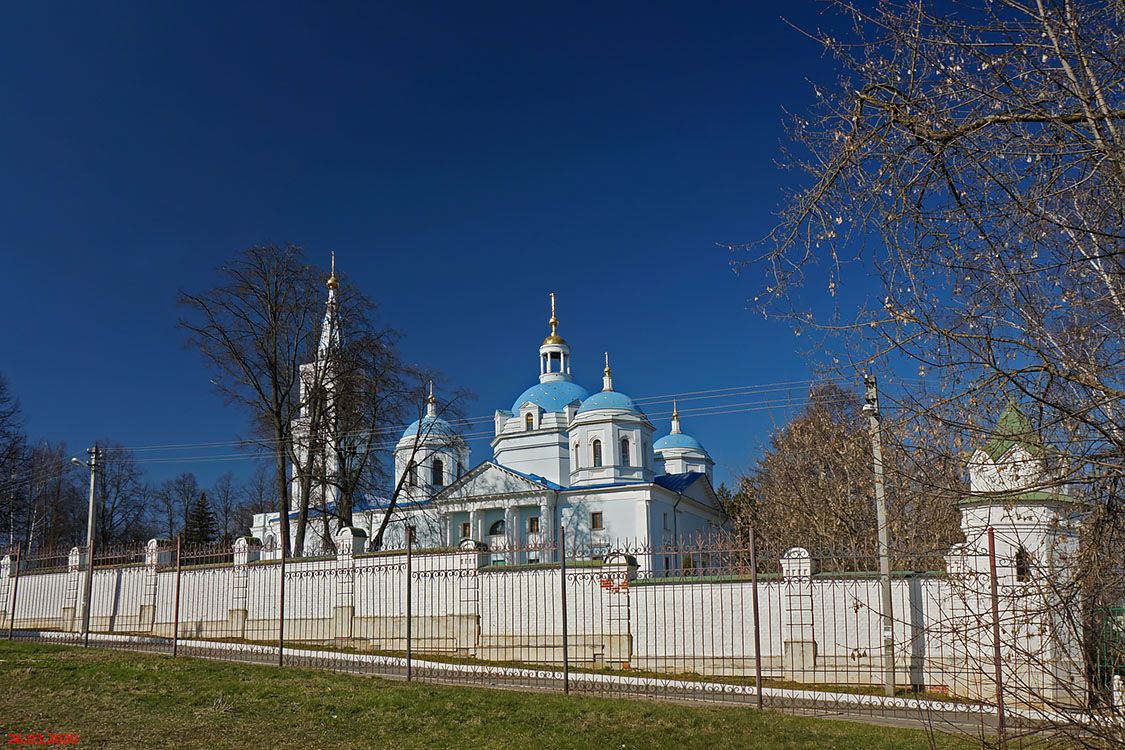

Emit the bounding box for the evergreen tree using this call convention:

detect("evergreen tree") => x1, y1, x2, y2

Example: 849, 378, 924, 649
183, 492, 219, 547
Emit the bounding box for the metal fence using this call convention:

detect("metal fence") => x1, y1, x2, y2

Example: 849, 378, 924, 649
2, 530, 1123, 747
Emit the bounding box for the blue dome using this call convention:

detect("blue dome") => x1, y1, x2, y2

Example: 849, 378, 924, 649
511, 380, 590, 413
654, 433, 706, 452
577, 390, 642, 414
401, 415, 456, 441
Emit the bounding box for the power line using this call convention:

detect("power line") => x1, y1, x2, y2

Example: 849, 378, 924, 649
118, 378, 860, 454
0, 375, 952, 493
126, 393, 858, 467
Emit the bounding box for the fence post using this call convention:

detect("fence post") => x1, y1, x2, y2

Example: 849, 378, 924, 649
172, 535, 183, 657
749, 528, 763, 710
278, 539, 287, 668
560, 525, 569, 695
406, 526, 414, 682
7, 543, 21, 641
987, 527, 1007, 750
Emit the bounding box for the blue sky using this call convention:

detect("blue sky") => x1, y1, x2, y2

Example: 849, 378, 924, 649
0, 2, 862, 489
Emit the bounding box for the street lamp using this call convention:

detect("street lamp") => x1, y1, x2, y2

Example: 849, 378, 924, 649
70, 447, 100, 647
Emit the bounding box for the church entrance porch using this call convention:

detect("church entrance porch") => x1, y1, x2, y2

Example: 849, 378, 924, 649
442, 502, 551, 566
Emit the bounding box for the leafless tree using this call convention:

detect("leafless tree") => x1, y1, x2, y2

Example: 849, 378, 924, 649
365, 382, 469, 552
0, 374, 27, 546
154, 472, 199, 540
94, 441, 150, 545
179, 245, 324, 555
276, 259, 429, 555
20, 441, 84, 551
731, 384, 962, 568
741, 0, 1123, 741
211, 472, 238, 545
742, 0, 1123, 483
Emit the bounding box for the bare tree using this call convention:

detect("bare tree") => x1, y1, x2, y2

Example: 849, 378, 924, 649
731, 384, 962, 568
21, 441, 84, 551
238, 463, 274, 529
94, 441, 150, 545
743, 0, 1123, 740
179, 245, 323, 555
744, 0, 1123, 482
211, 472, 238, 545
154, 472, 199, 540
0, 374, 27, 546
364, 382, 469, 552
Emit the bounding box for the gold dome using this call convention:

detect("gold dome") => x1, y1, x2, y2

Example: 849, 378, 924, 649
542, 292, 566, 346
326, 251, 339, 289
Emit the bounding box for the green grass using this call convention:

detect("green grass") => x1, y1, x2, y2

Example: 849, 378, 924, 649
0, 641, 974, 750
148, 635, 977, 705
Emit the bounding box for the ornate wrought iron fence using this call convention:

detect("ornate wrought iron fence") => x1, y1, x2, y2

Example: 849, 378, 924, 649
1, 531, 1120, 745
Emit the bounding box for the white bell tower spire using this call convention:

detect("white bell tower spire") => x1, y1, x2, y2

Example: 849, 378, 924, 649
319, 251, 341, 359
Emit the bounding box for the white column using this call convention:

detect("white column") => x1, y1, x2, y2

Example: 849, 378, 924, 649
470, 509, 483, 543
142, 538, 172, 633
544, 495, 558, 562
332, 527, 364, 641
780, 547, 816, 681
503, 505, 517, 564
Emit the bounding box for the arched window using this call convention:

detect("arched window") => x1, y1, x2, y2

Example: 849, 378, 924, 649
620, 437, 631, 467
525, 413, 534, 431
573, 443, 580, 469
488, 519, 506, 536
592, 439, 602, 468
431, 458, 444, 487
456, 462, 464, 479
407, 461, 417, 486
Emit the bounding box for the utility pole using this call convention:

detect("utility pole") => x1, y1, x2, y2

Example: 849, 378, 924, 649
72, 446, 100, 647
863, 375, 895, 697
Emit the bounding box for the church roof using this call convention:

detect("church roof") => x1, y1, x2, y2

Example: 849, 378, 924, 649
654, 472, 707, 494
654, 433, 706, 452
490, 462, 565, 490
981, 401, 1042, 461
400, 415, 457, 442
577, 389, 642, 414
511, 380, 590, 413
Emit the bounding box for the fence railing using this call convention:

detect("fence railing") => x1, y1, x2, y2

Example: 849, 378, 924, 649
1, 528, 1123, 747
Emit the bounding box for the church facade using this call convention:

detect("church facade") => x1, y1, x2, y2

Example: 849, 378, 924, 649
252, 279, 728, 571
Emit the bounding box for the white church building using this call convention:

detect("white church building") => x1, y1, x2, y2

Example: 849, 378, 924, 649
252, 277, 728, 569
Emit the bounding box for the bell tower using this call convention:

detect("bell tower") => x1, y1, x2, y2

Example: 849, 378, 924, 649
538, 293, 572, 383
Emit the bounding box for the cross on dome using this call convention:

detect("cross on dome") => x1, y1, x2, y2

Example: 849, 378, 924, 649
326, 251, 339, 290
537, 292, 574, 385
543, 292, 565, 346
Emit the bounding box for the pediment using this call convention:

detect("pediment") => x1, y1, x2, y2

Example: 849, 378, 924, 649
682, 476, 724, 514
436, 461, 552, 504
